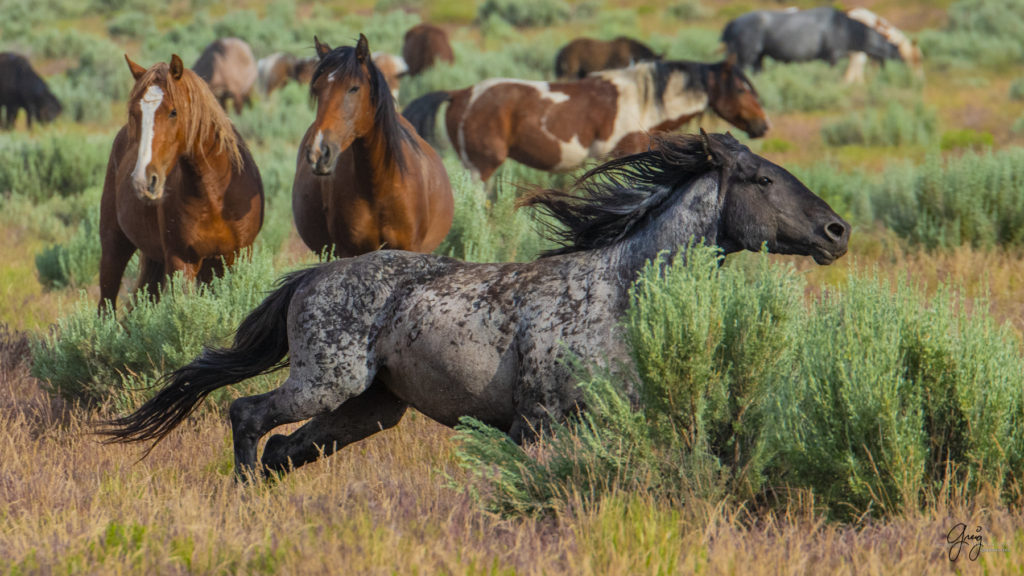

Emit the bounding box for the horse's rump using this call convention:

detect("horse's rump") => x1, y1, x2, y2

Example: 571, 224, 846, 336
402, 24, 454, 76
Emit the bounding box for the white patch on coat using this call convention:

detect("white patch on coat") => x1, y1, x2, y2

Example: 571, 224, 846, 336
312, 130, 324, 152
131, 85, 164, 188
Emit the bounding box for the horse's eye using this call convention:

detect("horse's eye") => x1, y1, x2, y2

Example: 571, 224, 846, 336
758, 176, 772, 186
348, 85, 360, 94
169, 109, 177, 119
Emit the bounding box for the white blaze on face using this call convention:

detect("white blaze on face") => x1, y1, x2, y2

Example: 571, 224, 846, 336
132, 85, 165, 187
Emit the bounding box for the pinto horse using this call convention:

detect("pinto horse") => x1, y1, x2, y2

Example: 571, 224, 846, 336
98, 55, 264, 312
403, 57, 768, 182
843, 8, 923, 84
554, 36, 660, 80
291, 35, 453, 258
102, 132, 850, 479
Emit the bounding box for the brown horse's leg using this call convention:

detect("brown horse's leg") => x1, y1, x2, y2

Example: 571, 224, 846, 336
196, 257, 228, 284
98, 233, 136, 313
136, 257, 166, 300
261, 383, 407, 473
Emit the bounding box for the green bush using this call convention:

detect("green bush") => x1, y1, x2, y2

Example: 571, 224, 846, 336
668, 1, 710, 21
940, 128, 994, 151
917, 0, 1024, 69
476, 0, 571, 28
31, 249, 290, 407
35, 203, 102, 289
0, 133, 110, 202
821, 102, 937, 147
454, 246, 1024, 518
754, 61, 849, 113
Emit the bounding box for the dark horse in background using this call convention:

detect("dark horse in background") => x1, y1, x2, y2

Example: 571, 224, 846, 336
402, 23, 454, 76
722, 7, 902, 72
103, 132, 849, 479
404, 57, 767, 182
0, 53, 62, 129
555, 36, 660, 80
99, 55, 264, 312
193, 38, 258, 113
292, 35, 453, 258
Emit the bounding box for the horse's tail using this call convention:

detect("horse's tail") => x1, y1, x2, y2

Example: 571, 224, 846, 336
402, 90, 451, 145
100, 266, 320, 448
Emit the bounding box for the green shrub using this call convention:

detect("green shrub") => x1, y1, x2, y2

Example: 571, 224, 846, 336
31, 249, 290, 407
0, 133, 110, 202
107, 11, 156, 40
754, 61, 849, 113
821, 102, 937, 148
476, 0, 571, 28
940, 128, 994, 151
1011, 79, 1024, 101
35, 203, 102, 289
917, 0, 1024, 69
668, 1, 710, 21
453, 246, 1024, 518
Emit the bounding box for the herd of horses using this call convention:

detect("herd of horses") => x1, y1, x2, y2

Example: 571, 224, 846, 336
3, 6, 914, 478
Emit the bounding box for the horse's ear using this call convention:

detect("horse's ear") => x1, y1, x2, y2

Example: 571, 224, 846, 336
125, 55, 146, 81
169, 54, 184, 80
356, 34, 370, 63
314, 36, 332, 60
702, 128, 736, 168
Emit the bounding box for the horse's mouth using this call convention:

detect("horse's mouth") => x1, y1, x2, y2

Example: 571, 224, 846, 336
811, 246, 846, 265
311, 166, 334, 177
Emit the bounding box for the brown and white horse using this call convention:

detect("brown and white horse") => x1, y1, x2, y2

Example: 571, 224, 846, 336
844, 8, 923, 83
403, 57, 768, 181
292, 35, 453, 258
99, 55, 264, 312
371, 52, 409, 102
257, 52, 319, 96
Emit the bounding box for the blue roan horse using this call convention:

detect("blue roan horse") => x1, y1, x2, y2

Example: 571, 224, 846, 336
103, 132, 850, 479
722, 7, 902, 72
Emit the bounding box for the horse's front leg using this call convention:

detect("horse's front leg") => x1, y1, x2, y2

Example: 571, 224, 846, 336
165, 254, 203, 284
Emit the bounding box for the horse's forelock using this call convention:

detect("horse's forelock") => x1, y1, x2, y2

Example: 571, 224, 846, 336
127, 64, 243, 170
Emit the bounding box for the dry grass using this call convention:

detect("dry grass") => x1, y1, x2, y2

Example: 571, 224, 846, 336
2, 326, 1022, 575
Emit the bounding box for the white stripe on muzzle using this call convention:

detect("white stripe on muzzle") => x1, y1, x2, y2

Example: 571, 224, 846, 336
131, 85, 165, 190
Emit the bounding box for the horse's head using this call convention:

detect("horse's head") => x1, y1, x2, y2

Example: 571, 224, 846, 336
124, 54, 239, 202
37, 92, 62, 124
306, 34, 394, 176
707, 55, 769, 138
708, 131, 848, 264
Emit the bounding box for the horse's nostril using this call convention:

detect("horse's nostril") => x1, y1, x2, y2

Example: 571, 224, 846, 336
322, 146, 331, 159
825, 221, 847, 242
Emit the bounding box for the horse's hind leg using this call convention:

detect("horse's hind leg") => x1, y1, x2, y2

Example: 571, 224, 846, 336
229, 374, 368, 479
261, 382, 407, 473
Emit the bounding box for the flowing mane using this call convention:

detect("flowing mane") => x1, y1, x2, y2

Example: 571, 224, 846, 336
521, 133, 727, 257
311, 45, 415, 170
127, 64, 243, 169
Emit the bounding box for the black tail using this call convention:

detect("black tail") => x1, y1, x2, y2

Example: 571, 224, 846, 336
100, 266, 321, 448
402, 90, 451, 145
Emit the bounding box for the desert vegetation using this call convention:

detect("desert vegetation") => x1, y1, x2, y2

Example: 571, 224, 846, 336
2, 0, 1023, 573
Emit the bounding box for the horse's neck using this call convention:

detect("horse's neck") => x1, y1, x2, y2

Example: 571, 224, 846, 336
615, 64, 708, 128
180, 131, 234, 199
600, 173, 722, 283
351, 124, 403, 196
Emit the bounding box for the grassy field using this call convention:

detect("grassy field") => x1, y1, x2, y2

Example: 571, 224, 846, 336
2, 0, 1024, 573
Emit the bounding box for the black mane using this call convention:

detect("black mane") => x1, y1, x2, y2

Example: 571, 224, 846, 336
311, 45, 414, 170
521, 133, 738, 257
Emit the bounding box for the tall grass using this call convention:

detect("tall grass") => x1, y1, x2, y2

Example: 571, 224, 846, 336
454, 245, 1024, 518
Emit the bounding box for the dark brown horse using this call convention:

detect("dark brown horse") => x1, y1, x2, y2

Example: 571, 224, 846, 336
404, 56, 768, 181
102, 132, 850, 480
0, 53, 61, 129
292, 35, 453, 258
554, 36, 660, 80
192, 38, 258, 113
402, 23, 454, 76
98, 55, 264, 312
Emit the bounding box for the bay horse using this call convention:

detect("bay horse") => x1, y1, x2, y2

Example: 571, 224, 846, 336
554, 36, 660, 81
843, 8, 923, 84
98, 55, 264, 312
403, 57, 768, 182
721, 7, 901, 73
102, 132, 850, 479
193, 38, 258, 113
0, 53, 62, 129
291, 35, 453, 257
402, 23, 454, 76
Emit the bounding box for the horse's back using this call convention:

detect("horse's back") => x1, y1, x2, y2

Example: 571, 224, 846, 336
194, 38, 257, 99
403, 24, 454, 76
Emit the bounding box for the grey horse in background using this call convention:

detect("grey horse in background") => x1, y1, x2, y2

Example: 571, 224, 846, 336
722, 7, 902, 72
102, 132, 850, 480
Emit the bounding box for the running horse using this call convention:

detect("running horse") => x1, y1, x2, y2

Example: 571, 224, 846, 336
403, 57, 768, 182
98, 55, 264, 312
291, 35, 453, 257
102, 132, 850, 479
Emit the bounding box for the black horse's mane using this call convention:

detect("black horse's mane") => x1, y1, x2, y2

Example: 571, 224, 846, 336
521, 133, 738, 257
311, 45, 414, 170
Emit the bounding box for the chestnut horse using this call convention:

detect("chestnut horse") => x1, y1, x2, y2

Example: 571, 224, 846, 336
99, 55, 264, 312
554, 36, 660, 80
292, 35, 453, 258
403, 56, 767, 181
402, 23, 454, 76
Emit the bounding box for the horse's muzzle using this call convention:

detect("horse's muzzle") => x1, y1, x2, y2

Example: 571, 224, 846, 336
131, 169, 165, 201
306, 141, 340, 176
